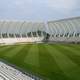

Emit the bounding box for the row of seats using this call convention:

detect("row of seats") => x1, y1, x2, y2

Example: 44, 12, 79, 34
0, 61, 35, 80
0, 37, 44, 44
0, 72, 9, 80
0, 36, 80, 44
0, 37, 80, 44
49, 36, 80, 43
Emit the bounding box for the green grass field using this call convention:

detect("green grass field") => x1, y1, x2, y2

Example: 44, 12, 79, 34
0, 43, 80, 80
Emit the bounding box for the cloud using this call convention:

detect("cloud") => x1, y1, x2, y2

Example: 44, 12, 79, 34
14, 0, 32, 6
46, 0, 76, 9
0, 0, 79, 21
45, 0, 77, 14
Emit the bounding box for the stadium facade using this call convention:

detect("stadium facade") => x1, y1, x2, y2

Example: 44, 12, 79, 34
0, 17, 80, 44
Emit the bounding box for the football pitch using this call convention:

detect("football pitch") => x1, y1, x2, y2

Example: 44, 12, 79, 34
0, 43, 80, 80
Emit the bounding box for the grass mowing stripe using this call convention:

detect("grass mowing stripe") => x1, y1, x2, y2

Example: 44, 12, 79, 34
38, 44, 69, 80
65, 44, 80, 53
1, 44, 80, 80
64, 44, 80, 49
24, 44, 40, 67
68, 45, 80, 52
4, 45, 25, 58
54, 44, 80, 66
0, 46, 10, 52
46, 44, 80, 80
4, 44, 32, 74
55, 44, 80, 56
52, 44, 80, 79
0, 46, 17, 57
5, 44, 37, 79
10, 44, 32, 64
39, 44, 60, 72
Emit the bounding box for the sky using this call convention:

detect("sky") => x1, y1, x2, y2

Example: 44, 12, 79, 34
0, 0, 80, 21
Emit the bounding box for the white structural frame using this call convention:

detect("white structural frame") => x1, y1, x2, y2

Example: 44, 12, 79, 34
0, 17, 80, 44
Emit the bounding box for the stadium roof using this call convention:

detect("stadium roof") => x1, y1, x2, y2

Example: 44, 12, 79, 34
0, 16, 79, 35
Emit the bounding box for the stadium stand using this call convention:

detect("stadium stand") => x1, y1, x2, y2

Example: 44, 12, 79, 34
0, 17, 80, 44
48, 17, 80, 43
0, 61, 42, 80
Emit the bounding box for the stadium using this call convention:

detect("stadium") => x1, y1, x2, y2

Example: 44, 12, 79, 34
0, 17, 80, 80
